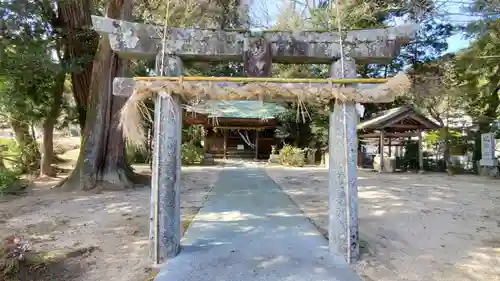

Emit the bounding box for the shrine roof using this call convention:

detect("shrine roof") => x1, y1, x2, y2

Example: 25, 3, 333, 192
357, 105, 440, 132
185, 101, 287, 119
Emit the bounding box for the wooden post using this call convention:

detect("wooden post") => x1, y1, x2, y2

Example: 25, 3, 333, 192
255, 129, 259, 160
149, 54, 182, 265
223, 128, 228, 159
418, 129, 424, 172
379, 130, 385, 172
388, 138, 392, 157
328, 58, 359, 264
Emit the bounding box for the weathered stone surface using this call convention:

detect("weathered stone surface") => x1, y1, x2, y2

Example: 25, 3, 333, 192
91, 15, 418, 63
150, 54, 183, 264
244, 36, 272, 77
328, 58, 359, 264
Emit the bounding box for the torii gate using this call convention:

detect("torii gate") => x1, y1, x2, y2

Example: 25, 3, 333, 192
91, 15, 417, 265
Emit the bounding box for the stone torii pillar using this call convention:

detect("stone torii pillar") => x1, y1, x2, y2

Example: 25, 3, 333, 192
92, 15, 418, 265
329, 58, 359, 263
149, 53, 183, 263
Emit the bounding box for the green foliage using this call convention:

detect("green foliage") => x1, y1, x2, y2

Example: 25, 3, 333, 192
181, 143, 204, 165
136, 0, 243, 29
424, 129, 467, 148
182, 125, 205, 145
0, 139, 20, 156
0, 138, 23, 194
273, 0, 451, 145
278, 145, 305, 167
180, 124, 206, 165
403, 141, 419, 161
0, 0, 63, 123
275, 104, 312, 147
0, 50, 61, 124
0, 138, 27, 173
455, 19, 500, 130
0, 168, 22, 195
275, 102, 331, 151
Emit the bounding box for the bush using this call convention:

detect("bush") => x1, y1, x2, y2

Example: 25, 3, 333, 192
0, 139, 19, 155
0, 139, 23, 188
0, 138, 38, 173
125, 142, 205, 165
0, 168, 23, 195
181, 143, 204, 165
278, 144, 305, 167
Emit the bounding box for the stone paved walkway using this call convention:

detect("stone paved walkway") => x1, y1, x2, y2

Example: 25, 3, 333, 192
155, 167, 362, 281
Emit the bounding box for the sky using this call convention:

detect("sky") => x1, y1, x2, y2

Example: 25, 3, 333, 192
441, 0, 478, 53
249, 0, 478, 54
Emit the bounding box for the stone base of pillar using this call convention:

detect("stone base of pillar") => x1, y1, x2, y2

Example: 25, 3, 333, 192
478, 164, 499, 177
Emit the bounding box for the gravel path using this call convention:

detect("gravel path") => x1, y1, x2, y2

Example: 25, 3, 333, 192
266, 167, 500, 281
0, 167, 220, 281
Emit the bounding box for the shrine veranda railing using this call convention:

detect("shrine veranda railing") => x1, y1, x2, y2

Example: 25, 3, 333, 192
91, 15, 418, 266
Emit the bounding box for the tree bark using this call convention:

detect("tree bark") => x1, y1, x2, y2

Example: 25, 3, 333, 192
40, 72, 65, 177
61, 0, 146, 190
442, 126, 450, 167
57, 0, 99, 132
40, 121, 55, 177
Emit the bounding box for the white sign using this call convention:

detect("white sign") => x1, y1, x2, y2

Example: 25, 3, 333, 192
237, 144, 244, 150
481, 133, 496, 160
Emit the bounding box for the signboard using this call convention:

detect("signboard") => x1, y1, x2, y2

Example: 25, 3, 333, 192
481, 133, 496, 160
237, 144, 244, 150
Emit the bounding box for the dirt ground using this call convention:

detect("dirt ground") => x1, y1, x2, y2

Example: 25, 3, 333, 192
2, 143, 500, 281
266, 167, 500, 281
0, 158, 220, 281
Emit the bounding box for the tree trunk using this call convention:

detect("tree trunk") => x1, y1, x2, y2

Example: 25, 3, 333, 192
61, 0, 146, 190
40, 72, 65, 177
441, 125, 452, 173
40, 121, 56, 177
57, 0, 99, 132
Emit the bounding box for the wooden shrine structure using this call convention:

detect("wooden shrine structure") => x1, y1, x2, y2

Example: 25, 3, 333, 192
91, 15, 418, 266
184, 101, 285, 159
357, 105, 441, 172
